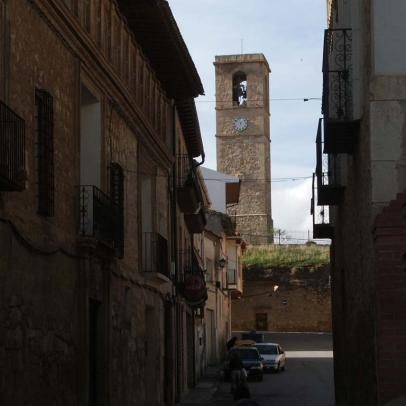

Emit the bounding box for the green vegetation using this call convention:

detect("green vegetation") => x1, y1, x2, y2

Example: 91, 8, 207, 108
243, 244, 330, 268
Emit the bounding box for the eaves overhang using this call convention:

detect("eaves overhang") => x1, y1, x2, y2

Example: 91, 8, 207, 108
176, 98, 204, 158
117, 0, 204, 100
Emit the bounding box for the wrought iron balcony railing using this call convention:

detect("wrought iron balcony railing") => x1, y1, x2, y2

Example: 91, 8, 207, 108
311, 173, 334, 239
315, 119, 344, 205
178, 249, 192, 276
0, 101, 25, 191
185, 208, 206, 234
176, 155, 203, 214
142, 232, 170, 278
176, 154, 202, 214
227, 268, 237, 285
79, 185, 121, 251
322, 29, 361, 154
176, 154, 192, 188
322, 28, 352, 120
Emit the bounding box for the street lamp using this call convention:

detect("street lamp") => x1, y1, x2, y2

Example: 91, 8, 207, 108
304, 98, 322, 102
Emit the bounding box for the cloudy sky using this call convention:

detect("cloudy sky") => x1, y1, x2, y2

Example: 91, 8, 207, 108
169, 0, 327, 236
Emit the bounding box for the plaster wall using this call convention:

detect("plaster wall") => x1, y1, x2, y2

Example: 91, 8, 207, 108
373, 0, 406, 75
370, 100, 406, 214
203, 233, 231, 364
328, 1, 406, 404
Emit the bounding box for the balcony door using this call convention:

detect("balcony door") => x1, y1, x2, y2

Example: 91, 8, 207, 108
79, 85, 101, 236
141, 173, 154, 271
141, 174, 153, 234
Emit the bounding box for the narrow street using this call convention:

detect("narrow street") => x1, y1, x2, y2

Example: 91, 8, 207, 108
213, 333, 334, 406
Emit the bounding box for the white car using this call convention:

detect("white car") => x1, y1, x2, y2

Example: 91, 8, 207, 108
255, 343, 286, 373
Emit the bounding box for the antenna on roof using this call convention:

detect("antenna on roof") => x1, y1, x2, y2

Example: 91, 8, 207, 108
240, 38, 244, 54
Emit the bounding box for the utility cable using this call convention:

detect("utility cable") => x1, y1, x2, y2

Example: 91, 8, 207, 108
131, 169, 312, 183
195, 97, 322, 103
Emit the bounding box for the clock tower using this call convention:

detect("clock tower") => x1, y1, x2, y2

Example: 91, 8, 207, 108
215, 54, 273, 244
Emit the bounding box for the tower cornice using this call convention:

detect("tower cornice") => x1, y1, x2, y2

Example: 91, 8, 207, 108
214, 54, 271, 73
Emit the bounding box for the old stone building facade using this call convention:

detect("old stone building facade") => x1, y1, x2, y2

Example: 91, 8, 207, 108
196, 168, 244, 372
202, 210, 244, 363
215, 54, 273, 245
0, 1, 208, 405
231, 265, 331, 333
312, 1, 406, 405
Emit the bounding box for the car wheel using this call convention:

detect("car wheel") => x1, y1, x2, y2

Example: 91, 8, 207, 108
275, 363, 280, 373
281, 363, 286, 372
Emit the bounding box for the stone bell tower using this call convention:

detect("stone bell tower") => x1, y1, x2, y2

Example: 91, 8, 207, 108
214, 54, 273, 245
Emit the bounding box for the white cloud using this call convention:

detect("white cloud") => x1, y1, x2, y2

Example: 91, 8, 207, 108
272, 179, 313, 233
169, 1, 326, 232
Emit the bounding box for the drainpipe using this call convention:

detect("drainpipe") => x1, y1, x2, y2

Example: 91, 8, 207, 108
172, 103, 178, 287
193, 151, 205, 168
189, 148, 204, 387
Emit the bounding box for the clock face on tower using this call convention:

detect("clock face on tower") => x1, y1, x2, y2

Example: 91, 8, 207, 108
233, 116, 248, 132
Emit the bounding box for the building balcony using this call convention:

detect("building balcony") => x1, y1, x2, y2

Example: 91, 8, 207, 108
324, 119, 360, 154
142, 232, 170, 277
0, 101, 26, 191
316, 119, 344, 206
322, 28, 360, 154
226, 259, 243, 298
177, 249, 192, 282
142, 231, 170, 280
79, 185, 122, 254
311, 173, 334, 239
184, 208, 206, 234
176, 154, 201, 214
322, 28, 352, 121
177, 249, 207, 305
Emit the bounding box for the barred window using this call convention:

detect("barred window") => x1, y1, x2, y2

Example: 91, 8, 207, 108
110, 162, 124, 258
35, 89, 54, 217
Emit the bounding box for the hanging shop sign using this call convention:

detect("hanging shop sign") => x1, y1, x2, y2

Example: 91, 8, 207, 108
183, 272, 207, 307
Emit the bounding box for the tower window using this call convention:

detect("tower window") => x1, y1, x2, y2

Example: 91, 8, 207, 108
232, 72, 247, 106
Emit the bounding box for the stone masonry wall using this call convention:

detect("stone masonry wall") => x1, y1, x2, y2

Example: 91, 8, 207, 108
0, 1, 174, 405
232, 266, 332, 332
0, 222, 79, 405
215, 55, 273, 245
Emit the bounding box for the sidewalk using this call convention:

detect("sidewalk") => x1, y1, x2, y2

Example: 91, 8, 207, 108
177, 365, 233, 406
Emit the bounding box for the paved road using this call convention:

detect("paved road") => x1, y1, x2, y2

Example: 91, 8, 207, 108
213, 332, 335, 406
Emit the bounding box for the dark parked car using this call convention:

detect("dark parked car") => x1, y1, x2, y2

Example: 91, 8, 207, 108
241, 332, 264, 343
224, 347, 264, 382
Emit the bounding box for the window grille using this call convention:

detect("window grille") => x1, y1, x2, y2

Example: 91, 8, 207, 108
35, 89, 54, 216
110, 162, 124, 257
142, 232, 169, 277
0, 101, 25, 191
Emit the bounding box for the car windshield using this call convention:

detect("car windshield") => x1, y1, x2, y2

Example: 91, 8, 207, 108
257, 345, 278, 355
234, 348, 260, 360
